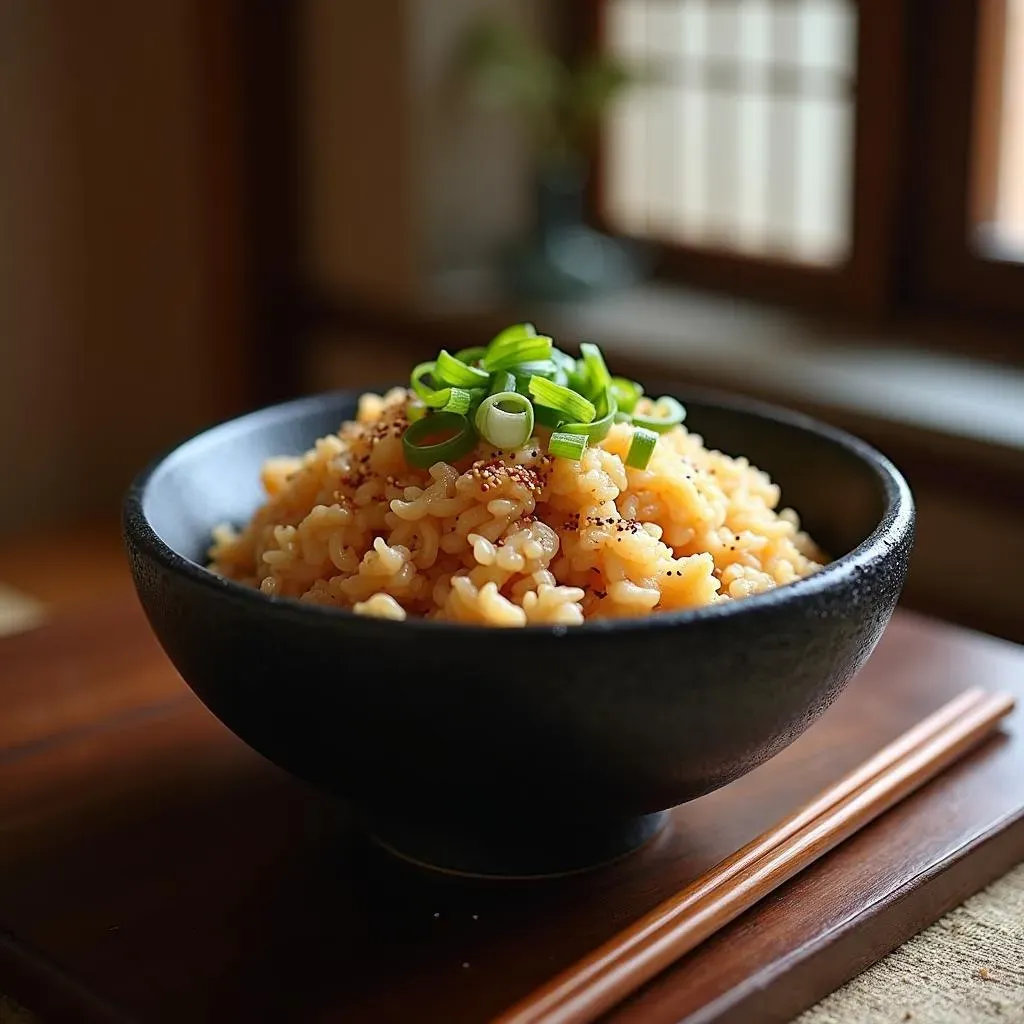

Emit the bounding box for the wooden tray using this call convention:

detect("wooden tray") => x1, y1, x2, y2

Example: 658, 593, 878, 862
0, 594, 1021, 1024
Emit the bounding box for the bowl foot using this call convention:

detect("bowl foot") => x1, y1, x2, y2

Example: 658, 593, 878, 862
366, 810, 668, 879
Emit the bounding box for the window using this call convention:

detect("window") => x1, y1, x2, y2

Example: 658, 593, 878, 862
605, 0, 856, 267
594, 0, 1024, 322
909, 0, 1024, 320
972, 0, 1024, 263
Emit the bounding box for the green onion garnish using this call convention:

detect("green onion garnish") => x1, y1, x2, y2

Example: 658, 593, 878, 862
551, 348, 576, 372
631, 396, 686, 434
422, 385, 477, 415
511, 360, 559, 393
611, 376, 644, 414
567, 364, 590, 395
528, 376, 597, 424
559, 388, 618, 443
475, 392, 534, 449
455, 345, 487, 365
434, 349, 491, 388
488, 371, 517, 396
402, 412, 477, 469
533, 403, 565, 430
579, 342, 612, 400
410, 361, 439, 403
548, 430, 589, 461
401, 323, 676, 468
482, 329, 553, 372
489, 322, 536, 345
626, 426, 659, 469
551, 349, 576, 388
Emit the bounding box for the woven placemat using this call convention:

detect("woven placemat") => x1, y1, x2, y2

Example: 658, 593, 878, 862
797, 861, 1024, 1024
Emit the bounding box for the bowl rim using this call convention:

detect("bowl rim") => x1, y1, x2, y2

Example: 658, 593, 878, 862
124, 384, 914, 639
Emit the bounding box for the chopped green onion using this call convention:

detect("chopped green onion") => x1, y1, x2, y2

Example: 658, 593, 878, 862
611, 376, 644, 414
401, 323, 658, 471
412, 357, 484, 413
421, 386, 451, 410
528, 376, 597, 424
455, 345, 487, 365
548, 430, 589, 461
579, 342, 612, 400
422, 385, 477, 415
511, 363, 558, 398
533, 403, 565, 430
521, 359, 560, 376
488, 370, 517, 396
510, 359, 558, 387
402, 412, 477, 469
410, 361, 439, 403
631, 396, 686, 434
482, 331, 553, 372
475, 392, 535, 449
559, 388, 618, 443
626, 427, 659, 470
551, 348, 577, 372
434, 349, 490, 388
489, 322, 536, 345
567, 364, 590, 395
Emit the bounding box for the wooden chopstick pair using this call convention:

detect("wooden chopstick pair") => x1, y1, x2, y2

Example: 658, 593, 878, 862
495, 687, 1016, 1024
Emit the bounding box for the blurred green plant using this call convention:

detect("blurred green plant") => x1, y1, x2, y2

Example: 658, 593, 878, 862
457, 16, 646, 171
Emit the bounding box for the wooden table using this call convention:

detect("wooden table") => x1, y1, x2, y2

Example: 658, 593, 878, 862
0, 592, 1022, 1024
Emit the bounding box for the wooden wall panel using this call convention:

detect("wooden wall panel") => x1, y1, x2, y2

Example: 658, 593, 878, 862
0, 1, 247, 534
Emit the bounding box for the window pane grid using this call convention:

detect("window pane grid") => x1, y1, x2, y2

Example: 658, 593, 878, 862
604, 0, 857, 268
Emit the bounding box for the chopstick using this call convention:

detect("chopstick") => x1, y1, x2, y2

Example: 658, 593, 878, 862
494, 688, 1015, 1024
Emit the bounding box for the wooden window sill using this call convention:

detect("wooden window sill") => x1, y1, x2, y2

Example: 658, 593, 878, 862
524, 282, 1024, 457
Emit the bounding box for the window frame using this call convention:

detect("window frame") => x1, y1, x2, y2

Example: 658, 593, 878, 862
585, 1, 910, 316
906, 0, 1024, 321
586, 0, 1024, 324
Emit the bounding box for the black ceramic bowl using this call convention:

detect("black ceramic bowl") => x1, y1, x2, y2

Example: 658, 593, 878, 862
124, 387, 913, 877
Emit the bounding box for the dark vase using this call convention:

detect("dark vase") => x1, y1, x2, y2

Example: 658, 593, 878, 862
501, 160, 652, 302
535, 161, 588, 236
